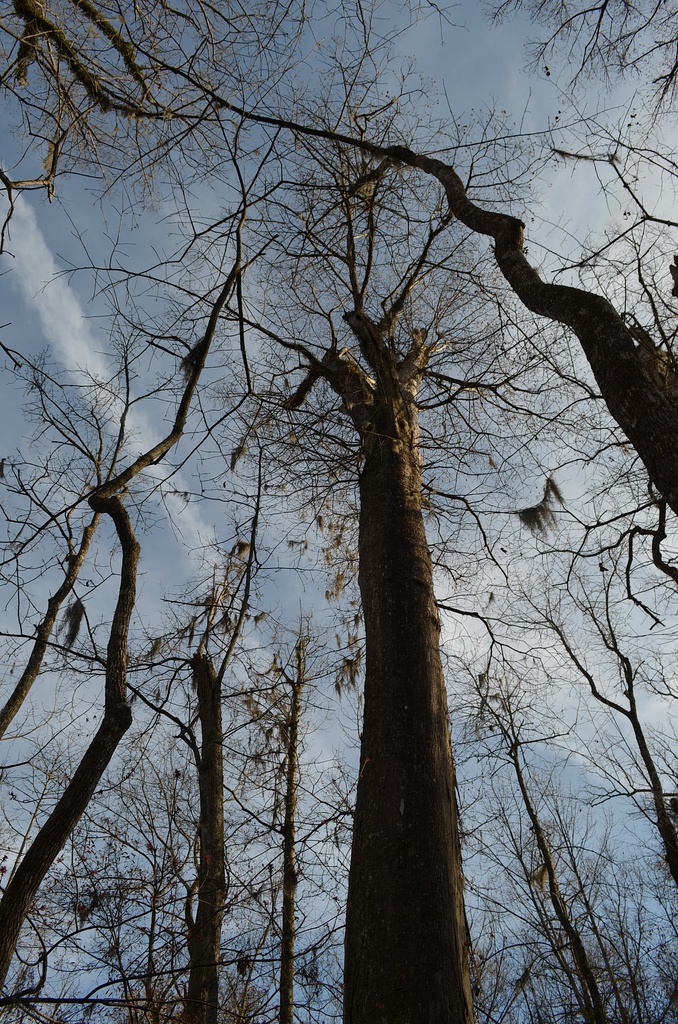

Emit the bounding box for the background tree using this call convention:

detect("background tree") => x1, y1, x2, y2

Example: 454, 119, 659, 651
469, 762, 678, 1024
0, 210, 250, 993
492, 0, 678, 103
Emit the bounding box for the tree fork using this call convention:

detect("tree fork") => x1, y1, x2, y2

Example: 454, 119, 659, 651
6, 57, 677, 512
189, 93, 678, 516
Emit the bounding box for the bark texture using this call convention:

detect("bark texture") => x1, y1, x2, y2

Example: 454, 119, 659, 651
322, 315, 473, 1024
183, 653, 226, 1024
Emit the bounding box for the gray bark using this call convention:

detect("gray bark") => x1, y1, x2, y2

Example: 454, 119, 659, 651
279, 643, 304, 1024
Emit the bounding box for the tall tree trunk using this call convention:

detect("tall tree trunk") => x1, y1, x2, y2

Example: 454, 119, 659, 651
183, 653, 226, 1024
341, 356, 473, 1024
279, 641, 304, 1024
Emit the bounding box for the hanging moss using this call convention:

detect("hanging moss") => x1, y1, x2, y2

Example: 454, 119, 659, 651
62, 597, 85, 649
516, 476, 564, 535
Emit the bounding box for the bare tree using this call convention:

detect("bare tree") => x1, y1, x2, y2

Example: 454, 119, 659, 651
464, 670, 678, 1024
536, 550, 678, 887
492, 0, 678, 103
278, 638, 305, 1024
0, 240, 245, 992
2, 4, 678, 1023
230, 112, 578, 1020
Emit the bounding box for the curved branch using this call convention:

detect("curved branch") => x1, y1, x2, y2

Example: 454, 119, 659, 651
0, 494, 138, 991
388, 148, 678, 516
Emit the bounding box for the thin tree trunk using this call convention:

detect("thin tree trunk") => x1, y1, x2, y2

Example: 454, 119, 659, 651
279, 642, 304, 1024
0, 494, 136, 990
508, 740, 607, 1024
181, 497, 259, 1023
0, 269, 232, 994
551, 616, 678, 887
630, 711, 678, 886
183, 653, 226, 1024
340, 349, 473, 1024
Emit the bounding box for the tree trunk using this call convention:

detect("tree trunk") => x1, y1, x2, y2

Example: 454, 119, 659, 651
279, 642, 304, 1024
343, 381, 473, 1024
183, 653, 226, 1024
395, 149, 678, 517
508, 740, 607, 1024
628, 709, 678, 887
261, 120, 678, 515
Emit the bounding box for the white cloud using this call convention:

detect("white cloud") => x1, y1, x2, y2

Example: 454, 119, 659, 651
4, 196, 214, 559
8, 197, 110, 381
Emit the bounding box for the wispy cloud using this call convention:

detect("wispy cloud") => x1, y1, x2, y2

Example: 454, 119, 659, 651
5, 196, 214, 557
9, 198, 110, 380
